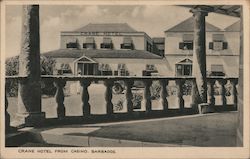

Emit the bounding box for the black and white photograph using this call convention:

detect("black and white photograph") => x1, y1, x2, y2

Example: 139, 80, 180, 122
1, 0, 249, 158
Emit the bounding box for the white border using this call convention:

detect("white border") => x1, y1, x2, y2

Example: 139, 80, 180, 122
1, 0, 249, 159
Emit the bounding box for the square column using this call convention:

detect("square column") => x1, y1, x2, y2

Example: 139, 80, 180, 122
17, 5, 45, 126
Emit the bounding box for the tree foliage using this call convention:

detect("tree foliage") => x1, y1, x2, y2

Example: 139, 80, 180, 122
5, 55, 56, 97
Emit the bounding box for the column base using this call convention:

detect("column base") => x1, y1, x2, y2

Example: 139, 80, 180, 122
16, 112, 45, 127
198, 103, 215, 114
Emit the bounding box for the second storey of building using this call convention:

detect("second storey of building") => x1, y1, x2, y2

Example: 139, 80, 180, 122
164, 17, 240, 56
60, 23, 154, 52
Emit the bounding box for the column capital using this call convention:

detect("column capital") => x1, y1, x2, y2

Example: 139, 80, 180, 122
190, 7, 210, 16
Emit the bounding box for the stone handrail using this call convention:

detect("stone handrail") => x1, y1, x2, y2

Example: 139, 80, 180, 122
5, 76, 238, 130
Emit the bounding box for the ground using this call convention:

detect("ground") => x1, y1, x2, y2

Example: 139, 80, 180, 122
19, 112, 237, 147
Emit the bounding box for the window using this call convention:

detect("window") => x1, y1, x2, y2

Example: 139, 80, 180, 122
146, 41, 152, 52
66, 42, 77, 48
175, 59, 193, 77
98, 64, 112, 75
209, 64, 225, 76
101, 37, 113, 49
77, 63, 94, 75
121, 37, 134, 49
176, 64, 192, 76
114, 64, 129, 76
83, 37, 96, 49
143, 64, 158, 76
209, 34, 228, 50
58, 63, 72, 74
179, 34, 194, 50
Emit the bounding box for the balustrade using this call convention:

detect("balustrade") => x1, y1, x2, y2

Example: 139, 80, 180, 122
5, 76, 238, 131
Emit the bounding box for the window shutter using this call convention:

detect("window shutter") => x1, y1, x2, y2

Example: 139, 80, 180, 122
114, 71, 118, 76
209, 42, 213, 49
100, 43, 104, 48
190, 43, 193, 50
179, 42, 184, 49
125, 71, 129, 76
83, 43, 87, 48
223, 42, 228, 49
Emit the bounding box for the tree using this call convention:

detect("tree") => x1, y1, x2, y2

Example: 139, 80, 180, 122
5, 55, 56, 96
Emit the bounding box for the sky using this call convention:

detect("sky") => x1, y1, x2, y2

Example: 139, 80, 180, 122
5, 5, 239, 58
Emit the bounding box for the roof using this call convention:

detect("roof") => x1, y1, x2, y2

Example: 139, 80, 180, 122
166, 17, 221, 32
224, 20, 240, 31
152, 37, 165, 43
180, 5, 241, 17
74, 23, 138, 33
42, 49, 163, 59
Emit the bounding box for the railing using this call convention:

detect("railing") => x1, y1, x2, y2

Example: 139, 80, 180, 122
5, 76, 238, 129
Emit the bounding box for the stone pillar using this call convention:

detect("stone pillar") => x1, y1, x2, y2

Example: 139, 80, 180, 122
237, 6, 243, 146
17, 5, 45, 126
190, 8, 208, 106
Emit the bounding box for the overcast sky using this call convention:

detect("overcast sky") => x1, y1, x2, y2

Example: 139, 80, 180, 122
5, 5, 239, 58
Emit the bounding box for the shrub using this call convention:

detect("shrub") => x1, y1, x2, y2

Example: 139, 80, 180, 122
114, 99, 124, 111
5, 55, 56, 97
132, 93, 143, 109
150, 81, 161, 100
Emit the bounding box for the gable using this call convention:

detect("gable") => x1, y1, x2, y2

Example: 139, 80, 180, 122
177, 58, 193, 64
166, 17, 221, 32
74, 23, 138, 33
74, 55, 97, 63
224, 20, 240, 31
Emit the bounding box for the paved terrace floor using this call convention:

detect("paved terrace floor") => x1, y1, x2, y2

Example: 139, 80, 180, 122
16, 112, 237, 147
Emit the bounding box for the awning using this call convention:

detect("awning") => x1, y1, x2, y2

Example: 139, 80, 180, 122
103, 37, 112, 43
157, 45, 165, 50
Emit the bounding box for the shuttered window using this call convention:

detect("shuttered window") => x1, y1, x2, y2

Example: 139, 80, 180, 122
66, 42, 77, 48
101, 37, 113, 49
